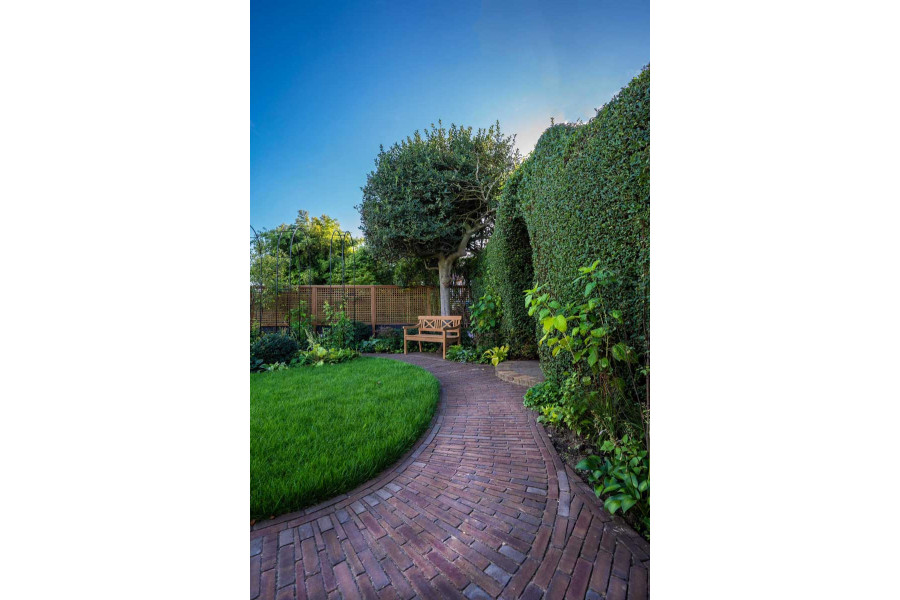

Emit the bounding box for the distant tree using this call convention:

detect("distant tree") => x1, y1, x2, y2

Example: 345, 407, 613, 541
358, 121, 518, 314
250, 212, 386, 296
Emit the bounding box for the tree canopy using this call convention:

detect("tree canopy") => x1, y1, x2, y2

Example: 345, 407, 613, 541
358, 121, 518, 314
250, 211, 436, 308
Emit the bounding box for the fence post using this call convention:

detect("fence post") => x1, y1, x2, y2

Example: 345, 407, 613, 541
370, 285, 377, 335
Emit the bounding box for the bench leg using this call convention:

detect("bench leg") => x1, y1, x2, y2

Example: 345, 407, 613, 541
418, 341, 422, 352
404, 338, 407, 354
442, 342, 446, 360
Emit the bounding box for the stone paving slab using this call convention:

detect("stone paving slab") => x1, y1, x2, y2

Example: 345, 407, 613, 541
494, 361, 545, 388
251, 354, 649, 599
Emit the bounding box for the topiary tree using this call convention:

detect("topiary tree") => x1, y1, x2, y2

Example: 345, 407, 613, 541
358, 121, 518, 315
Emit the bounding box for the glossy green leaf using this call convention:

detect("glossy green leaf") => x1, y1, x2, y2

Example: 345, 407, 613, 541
554, 315, 567, 332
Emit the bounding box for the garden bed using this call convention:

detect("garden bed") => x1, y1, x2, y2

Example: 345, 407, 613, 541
542, 424, 648, 540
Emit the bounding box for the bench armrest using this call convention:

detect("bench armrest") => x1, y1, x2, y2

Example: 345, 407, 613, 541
442, 324, 461, 332
402, 325, 418, 333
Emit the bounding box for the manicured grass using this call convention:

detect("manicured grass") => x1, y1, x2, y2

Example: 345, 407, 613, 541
250, 357, 439, 519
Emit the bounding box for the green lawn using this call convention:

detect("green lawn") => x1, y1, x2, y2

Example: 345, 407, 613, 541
250, 357, 439, 519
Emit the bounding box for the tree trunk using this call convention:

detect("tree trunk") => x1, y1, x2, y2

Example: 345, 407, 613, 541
437, 257, 453, 316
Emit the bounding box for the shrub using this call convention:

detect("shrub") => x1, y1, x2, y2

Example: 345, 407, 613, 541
482, 345, 509, 366
446, 345, 482, 363
525, 256, 650, 538
351, 321, 373, 346
523, 380, 560, 410
469, 291, 502, 335
517, 66, 650, 386
480, 167, 537, 358
287, 302, 313, 345
295, 345, 360, 367
527, 374, 595, 438
320, 302, 355, 349
525, 259, 646, 442
468, 289, 503, 348
371, 327, 404, 352
577, 434, 649, 536
359, 337, 402, 353
294, 331, 360, 367
445, 344, 465, 361
251, 333, 300, 366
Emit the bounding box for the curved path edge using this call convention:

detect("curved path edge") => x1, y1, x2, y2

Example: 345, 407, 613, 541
251, 356, 447, 533
250, 354, 649, 600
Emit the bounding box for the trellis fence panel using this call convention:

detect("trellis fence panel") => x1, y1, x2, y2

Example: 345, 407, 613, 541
250, 285, 472, 334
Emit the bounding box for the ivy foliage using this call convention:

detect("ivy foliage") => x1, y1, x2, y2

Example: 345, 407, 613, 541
517, 66, 650, 384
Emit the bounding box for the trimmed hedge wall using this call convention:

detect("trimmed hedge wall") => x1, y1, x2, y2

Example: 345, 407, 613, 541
518, 66, 650, 383
482, 167, 537, 358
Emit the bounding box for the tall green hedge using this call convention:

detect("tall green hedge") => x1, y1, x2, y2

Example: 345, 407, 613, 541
480, 167, 537, 358
518, 66, 650, 383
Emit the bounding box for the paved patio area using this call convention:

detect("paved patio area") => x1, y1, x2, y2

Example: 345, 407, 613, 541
251, 354, 649, 600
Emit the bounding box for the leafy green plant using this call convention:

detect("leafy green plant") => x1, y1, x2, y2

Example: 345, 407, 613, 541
525, 259, 645, 440
251, 333, 300, 367
470, 291, 502, 334
445, 344, 465, 361
446, 345, 483, 363
350, 321, 373, 347
523, 380, 560, 409
376, 326, 403, 344
358, 328, 404, 353
525, 257, 650, 537
482, 344, 509, 366
557, 374, 594, 436
537, 404, 563, 427
251, 357, 266, 372
359, 337, 403, 353
320, 302, 355, 349
287, 302, 313, 343
266, 362, 289, 372
576, 434, 649, 534
295, 329, 360, 367
529, 374, 594, 437
296, 345, 360, 367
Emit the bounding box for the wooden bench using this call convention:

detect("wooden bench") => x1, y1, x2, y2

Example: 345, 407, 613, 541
403, 316, 462, 360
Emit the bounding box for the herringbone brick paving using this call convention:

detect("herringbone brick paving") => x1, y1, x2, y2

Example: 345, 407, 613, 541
251, 354, 649, 599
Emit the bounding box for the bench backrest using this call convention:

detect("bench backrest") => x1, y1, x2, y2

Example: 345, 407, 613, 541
417, 316, 462, 333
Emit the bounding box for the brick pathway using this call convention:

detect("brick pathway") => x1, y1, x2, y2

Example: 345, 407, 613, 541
251, 354, 649, 600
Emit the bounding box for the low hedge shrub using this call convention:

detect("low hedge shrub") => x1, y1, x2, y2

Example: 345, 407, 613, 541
250, 333, 299, 367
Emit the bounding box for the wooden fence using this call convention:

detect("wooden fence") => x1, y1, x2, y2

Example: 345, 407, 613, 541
250, 285, 473, 334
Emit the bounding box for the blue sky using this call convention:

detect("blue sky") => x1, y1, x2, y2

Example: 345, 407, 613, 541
251, 0, 649, 234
